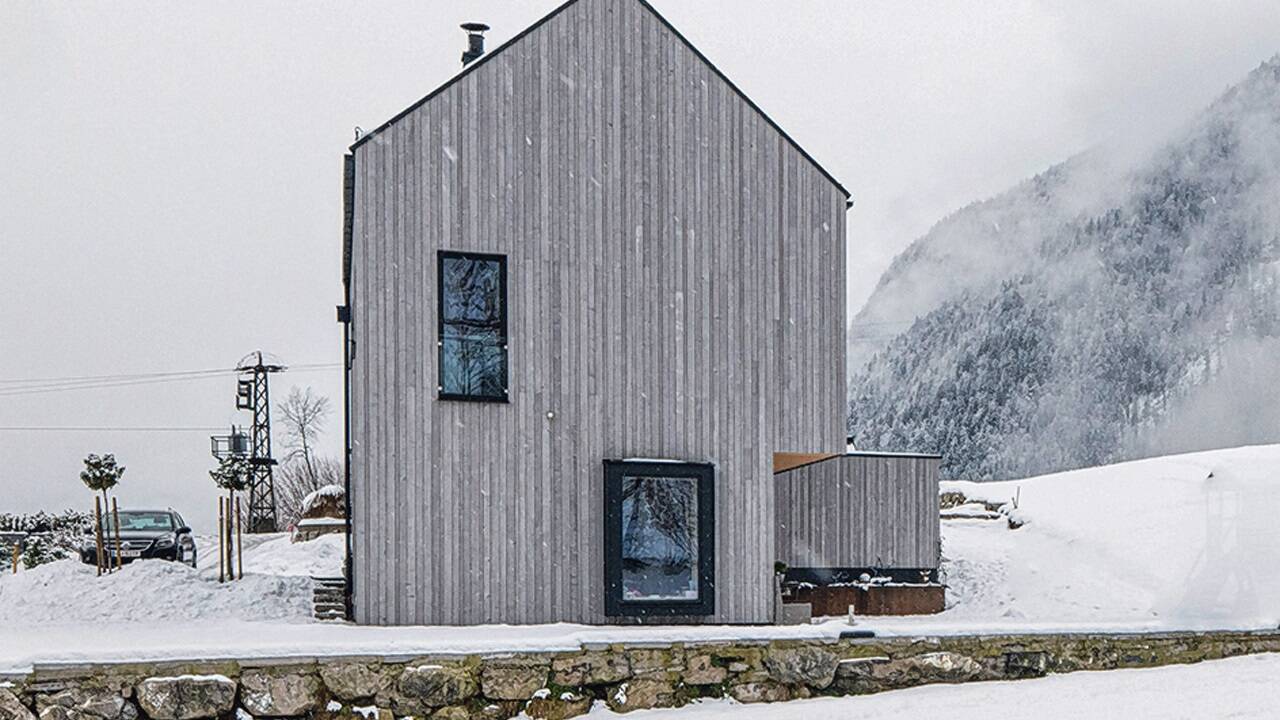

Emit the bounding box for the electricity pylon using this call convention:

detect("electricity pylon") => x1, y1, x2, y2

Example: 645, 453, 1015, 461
236, 351, 285, 533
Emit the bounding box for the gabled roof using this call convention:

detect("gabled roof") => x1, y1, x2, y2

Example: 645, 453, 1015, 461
348, 0, 850, 199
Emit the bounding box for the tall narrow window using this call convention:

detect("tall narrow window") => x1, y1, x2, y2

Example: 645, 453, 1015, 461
438, 251, 508, 401
604, 460, 715, 617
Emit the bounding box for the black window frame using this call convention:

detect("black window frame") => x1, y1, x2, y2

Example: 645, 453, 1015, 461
603, 459, 716, 617
436, 250, 509, 403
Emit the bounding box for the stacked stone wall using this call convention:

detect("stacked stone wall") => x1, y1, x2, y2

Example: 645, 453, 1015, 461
3, 631, 1277, 719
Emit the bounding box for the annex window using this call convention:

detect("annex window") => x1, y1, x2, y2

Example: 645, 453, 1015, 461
438, 251, 508, 402
604, 460, 715, 617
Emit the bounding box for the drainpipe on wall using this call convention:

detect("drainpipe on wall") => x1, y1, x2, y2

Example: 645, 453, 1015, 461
339, 152, 356, 622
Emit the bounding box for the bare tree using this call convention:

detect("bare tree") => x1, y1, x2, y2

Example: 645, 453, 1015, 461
275, 387, 339, 527
278, 386, 331, 486
275, 455, 342, 528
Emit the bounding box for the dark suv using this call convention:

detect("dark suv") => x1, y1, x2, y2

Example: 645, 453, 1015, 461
80, 509, 197, 567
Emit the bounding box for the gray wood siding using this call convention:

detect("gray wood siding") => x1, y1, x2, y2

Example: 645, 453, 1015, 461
775, 455, 941, 570
350, 0, 847, 625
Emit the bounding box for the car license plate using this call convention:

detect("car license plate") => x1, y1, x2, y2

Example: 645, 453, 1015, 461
121, 550, 142, 558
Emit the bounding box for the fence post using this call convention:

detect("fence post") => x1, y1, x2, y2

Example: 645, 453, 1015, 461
111, 497, 123, 572
10, 542, 17, 574
94, 497, 105, 577
235, 496, 243, 581
218, 497, 226, 583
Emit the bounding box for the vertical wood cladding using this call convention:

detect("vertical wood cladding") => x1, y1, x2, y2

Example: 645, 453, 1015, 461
774, 455, 941, 571
349, 0, 847, 624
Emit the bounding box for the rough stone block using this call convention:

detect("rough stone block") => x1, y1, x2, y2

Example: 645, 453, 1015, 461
728, 682, 791, 704
395, 665, 477, 710
480, 658, 549, 701
239, 670, 324, 716
606, 678, 676, 713
135, 676, 236, 720
319, 662, 388, 702
682, 655, 727, 686
763, 645, 839, 688
524, 693, 592, 720
550, 652, 630, 686
1003, 651, 1048, 678
1, 690, 35, 720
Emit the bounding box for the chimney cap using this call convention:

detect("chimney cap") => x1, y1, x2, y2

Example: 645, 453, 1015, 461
461, 22, 490, 34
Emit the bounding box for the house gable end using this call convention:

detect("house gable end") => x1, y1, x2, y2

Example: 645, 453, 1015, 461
349, 0, 848, 199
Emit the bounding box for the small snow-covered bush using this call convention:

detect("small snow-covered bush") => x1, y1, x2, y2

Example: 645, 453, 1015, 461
21, 534, 70, 569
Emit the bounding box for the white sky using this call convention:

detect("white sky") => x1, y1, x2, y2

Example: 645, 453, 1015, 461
2, 0, 1278, 532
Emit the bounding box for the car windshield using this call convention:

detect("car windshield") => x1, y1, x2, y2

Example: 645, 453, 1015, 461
106, 512, 174, 532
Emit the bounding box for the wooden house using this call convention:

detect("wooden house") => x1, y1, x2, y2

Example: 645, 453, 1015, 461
339, 0, 939, 625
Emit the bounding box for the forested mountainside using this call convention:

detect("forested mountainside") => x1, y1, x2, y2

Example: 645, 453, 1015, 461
848, 57, 1280, 481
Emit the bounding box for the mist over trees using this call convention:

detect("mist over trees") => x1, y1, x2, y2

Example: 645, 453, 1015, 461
849, 57, 1280, 481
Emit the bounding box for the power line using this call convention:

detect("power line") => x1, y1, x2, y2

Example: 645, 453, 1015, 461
0, 426, 226, 432
0, 367, 232, 386
0, 363, 341, 398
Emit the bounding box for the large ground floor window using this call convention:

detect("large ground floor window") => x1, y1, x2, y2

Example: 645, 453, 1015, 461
604, 460, 715, 617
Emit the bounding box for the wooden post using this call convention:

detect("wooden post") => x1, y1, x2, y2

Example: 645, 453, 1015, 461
218, 497, 226, 583
235, 496, 244, 580
111, 497, 124, 571
10, 542, 18, 574
93, 497, 105, 576
225, 491, 235, 581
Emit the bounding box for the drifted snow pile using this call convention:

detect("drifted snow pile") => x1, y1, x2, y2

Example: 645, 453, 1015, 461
0, 556, 312, 624
0, 532, 343, 626
238, 533, 345, 577
934, 444, 1280, 631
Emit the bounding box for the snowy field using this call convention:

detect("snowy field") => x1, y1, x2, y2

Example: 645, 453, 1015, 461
3, 445, 1278, 674
584, 654, 1280, 719
914, 443, 1280, 635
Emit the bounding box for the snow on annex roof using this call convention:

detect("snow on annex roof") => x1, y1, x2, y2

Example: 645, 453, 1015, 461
348, 0, 851, 200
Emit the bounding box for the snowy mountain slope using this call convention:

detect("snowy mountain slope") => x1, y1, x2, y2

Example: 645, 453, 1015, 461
849, 57, 1280, 480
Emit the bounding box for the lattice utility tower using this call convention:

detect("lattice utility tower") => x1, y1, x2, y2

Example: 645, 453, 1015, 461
236, 351, 285, 533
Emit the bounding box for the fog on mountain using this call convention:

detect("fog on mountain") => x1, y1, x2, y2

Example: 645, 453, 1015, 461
849, 57, 1280, 481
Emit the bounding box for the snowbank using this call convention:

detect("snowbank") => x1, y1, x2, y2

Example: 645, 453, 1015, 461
0, 556, 312, 624
918, 444, 1280, 633
239, 533, 344, 577
582, 653, 1280, 719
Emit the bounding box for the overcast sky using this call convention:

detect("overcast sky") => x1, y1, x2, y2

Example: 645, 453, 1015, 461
3, 0, 1278, 532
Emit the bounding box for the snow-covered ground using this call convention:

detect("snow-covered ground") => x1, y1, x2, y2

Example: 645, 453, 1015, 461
3, 445, 1278, 674
904, 443, 1280, 634
0, 533, 343, 626
583, 653, 1280, 719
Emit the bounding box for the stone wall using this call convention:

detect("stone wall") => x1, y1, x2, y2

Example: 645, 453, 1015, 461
3, 630, 1277, 719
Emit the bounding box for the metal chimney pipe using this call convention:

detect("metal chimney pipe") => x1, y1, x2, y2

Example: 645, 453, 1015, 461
461, 22, 490, 66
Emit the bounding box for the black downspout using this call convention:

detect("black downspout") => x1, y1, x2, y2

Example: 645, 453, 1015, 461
340, 152, 356, 622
